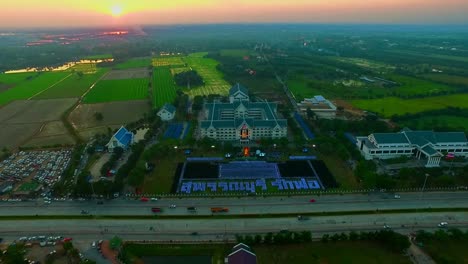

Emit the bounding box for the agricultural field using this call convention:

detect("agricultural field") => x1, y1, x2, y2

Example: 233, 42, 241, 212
184, 52, 231, 97
23, 121, 75, 148
152, 56, 185, 67
83, 54, 113, 60
83, 78, 149, 103
219, 49, 250, 57
115, 58, 152, 69
386, 74, 455, 97
421, 74, 468, 86
103, 68, 149, 80
334, 57, 395, 71
0, 72, 70, 106
399, 115, 468, 132
170, 67, 191, 76
0, 98, 77, 149
34, 69, 108, 99
67, 63, 97, 74
153, 67, 177, 108
352, 94, 468, 117
0, 72, 38, 92
69, 100, 150, 140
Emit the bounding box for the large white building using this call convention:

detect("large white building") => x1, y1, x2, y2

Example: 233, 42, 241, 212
199, 84, 287, 143
356, 129, 468, 167
298, 95, 337, 119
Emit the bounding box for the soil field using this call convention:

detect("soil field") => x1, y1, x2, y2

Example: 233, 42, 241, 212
69, 100, 150, 139
0, 98, 76, 149
152, 56, 185, 67
115, 58, 152, 69
102, 68, 149, 80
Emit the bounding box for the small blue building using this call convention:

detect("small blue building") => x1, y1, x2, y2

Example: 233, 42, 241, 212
106, 126, 134, 152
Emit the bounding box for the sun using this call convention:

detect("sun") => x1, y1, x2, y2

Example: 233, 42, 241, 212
111, 5, 123, 17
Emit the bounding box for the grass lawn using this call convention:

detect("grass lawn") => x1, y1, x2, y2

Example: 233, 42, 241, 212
421, 239, 468, 264
184, 52, 231, 97
254, 241, 411, 264
421, 73, 468, 86
220, 49, 250, 57
0, 72, 39, 85
83, 78, 149, 103
143, 153, 185, 194
319, 154, 360, 189
115, 58, 152, 69
400, 115, 468, 132
35, 69, 108, 99
17, 181, 40, 191
152, 67, 177, 108
122, 243, 231, 264
387, 74, 455, 97
152, 56, 186, 67
0, 72, 71, 106
352, 94, 468, 117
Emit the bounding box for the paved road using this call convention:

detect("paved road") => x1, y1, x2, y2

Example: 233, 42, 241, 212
1, 191, 466, 216
1, 212, 467, 244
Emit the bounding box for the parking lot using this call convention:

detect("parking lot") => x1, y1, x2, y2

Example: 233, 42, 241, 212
0, 149, 72, 190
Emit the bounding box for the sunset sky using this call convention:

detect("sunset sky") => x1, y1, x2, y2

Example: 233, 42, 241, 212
2, 0, 468, 28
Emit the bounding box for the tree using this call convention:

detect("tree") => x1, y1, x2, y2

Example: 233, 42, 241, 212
1, 244, 28, 264
254, 234, 263, 244
174, 70, 204, 88
94, 112, 104, 121
264, 232, 274, 244
110, 236, 123, 250
321, 234, 330, 243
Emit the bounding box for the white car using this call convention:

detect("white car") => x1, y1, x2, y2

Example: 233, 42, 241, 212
438, 222, 448, 228
394, 194, 401, 199
151, 198, 158, 201
169, 204, 177, 209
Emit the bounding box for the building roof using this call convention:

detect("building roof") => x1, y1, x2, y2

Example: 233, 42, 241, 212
112, 126, 133, 147
373, 133, 409, 145
421, 145, 441, 156
228, 243, 257, 264
229, 83, 249, 97
434, 132, 467, 143
161, 103, 176, 114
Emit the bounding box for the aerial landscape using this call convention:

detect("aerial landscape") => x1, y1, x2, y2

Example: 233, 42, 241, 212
0, 1, 467, 264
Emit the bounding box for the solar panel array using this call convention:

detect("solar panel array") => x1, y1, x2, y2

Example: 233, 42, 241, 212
294, 112, 315, 139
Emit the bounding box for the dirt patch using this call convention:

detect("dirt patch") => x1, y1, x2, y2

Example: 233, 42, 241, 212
0, 83, 14, 92
90, 153, 111, 179
0, 99, 76, 149
0, 98, 77, 123
69, 100, 150, 134
102, 68, 149, 80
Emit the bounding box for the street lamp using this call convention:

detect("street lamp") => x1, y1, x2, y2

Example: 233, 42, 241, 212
420, 173, 430, 199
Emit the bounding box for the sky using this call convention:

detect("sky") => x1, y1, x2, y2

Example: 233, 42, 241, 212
1, 0, 468, 28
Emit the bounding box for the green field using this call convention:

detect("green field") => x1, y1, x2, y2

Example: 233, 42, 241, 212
83, 54, 113, 60
421, 73, 468, 86
254, 241, 411, 264
115, 58, 152, 69
388, 75, 455, 96
152, 56, 185, 67
0, 72, 38, 85
400, 115, 468, 132
184, 52, 231, 97
67, 63, 97, 74
83, 78, 149, 103
352, 94, 468, 117
153, 67, 177, 108
0, 72, 71, 106
220, 49, 250, 57
35, 69, 108, 99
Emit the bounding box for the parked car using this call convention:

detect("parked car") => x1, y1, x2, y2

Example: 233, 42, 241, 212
140, 197, 149, 202
394, 194, 401, 199
438, 222, 448, 228
169, 204, 176, 209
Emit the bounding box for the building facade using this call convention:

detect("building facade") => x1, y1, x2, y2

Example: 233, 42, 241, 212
356, 129, 468, 167
199, 84, 287, 143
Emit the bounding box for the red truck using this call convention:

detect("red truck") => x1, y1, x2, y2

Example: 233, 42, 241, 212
211, 207, 229, 213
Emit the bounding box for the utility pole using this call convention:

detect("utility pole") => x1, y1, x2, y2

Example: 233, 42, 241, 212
420, 173, 429, 199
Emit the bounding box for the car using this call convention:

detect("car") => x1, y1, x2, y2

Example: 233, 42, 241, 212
383, 224, 391, 229
44, 200, 51, 204
151, 197, 158, 201
151, 207, 162, 213
97, 201, 104, 205
62, 237, 72, 242
169, 204, 176, 209
81, 210, 89, 215
438, 222, 448, 228
91, 241, 97, 248
141, 197, 149, 202
211, 207, 229, 213
309, 199, 316, 203
394, 194, 401, 199
191, 232, 199, 236
297, 215, 309, 221
187, 207, 197, 212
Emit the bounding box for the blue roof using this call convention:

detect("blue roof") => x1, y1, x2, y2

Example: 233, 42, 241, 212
113, 126, 133, 147
314, 95, 326, 102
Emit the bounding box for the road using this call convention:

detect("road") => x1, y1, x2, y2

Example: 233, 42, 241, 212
1, 191, 467, 216
2, 212, 467, 243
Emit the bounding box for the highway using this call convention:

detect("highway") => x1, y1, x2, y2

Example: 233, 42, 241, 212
0, 191, 466, 216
